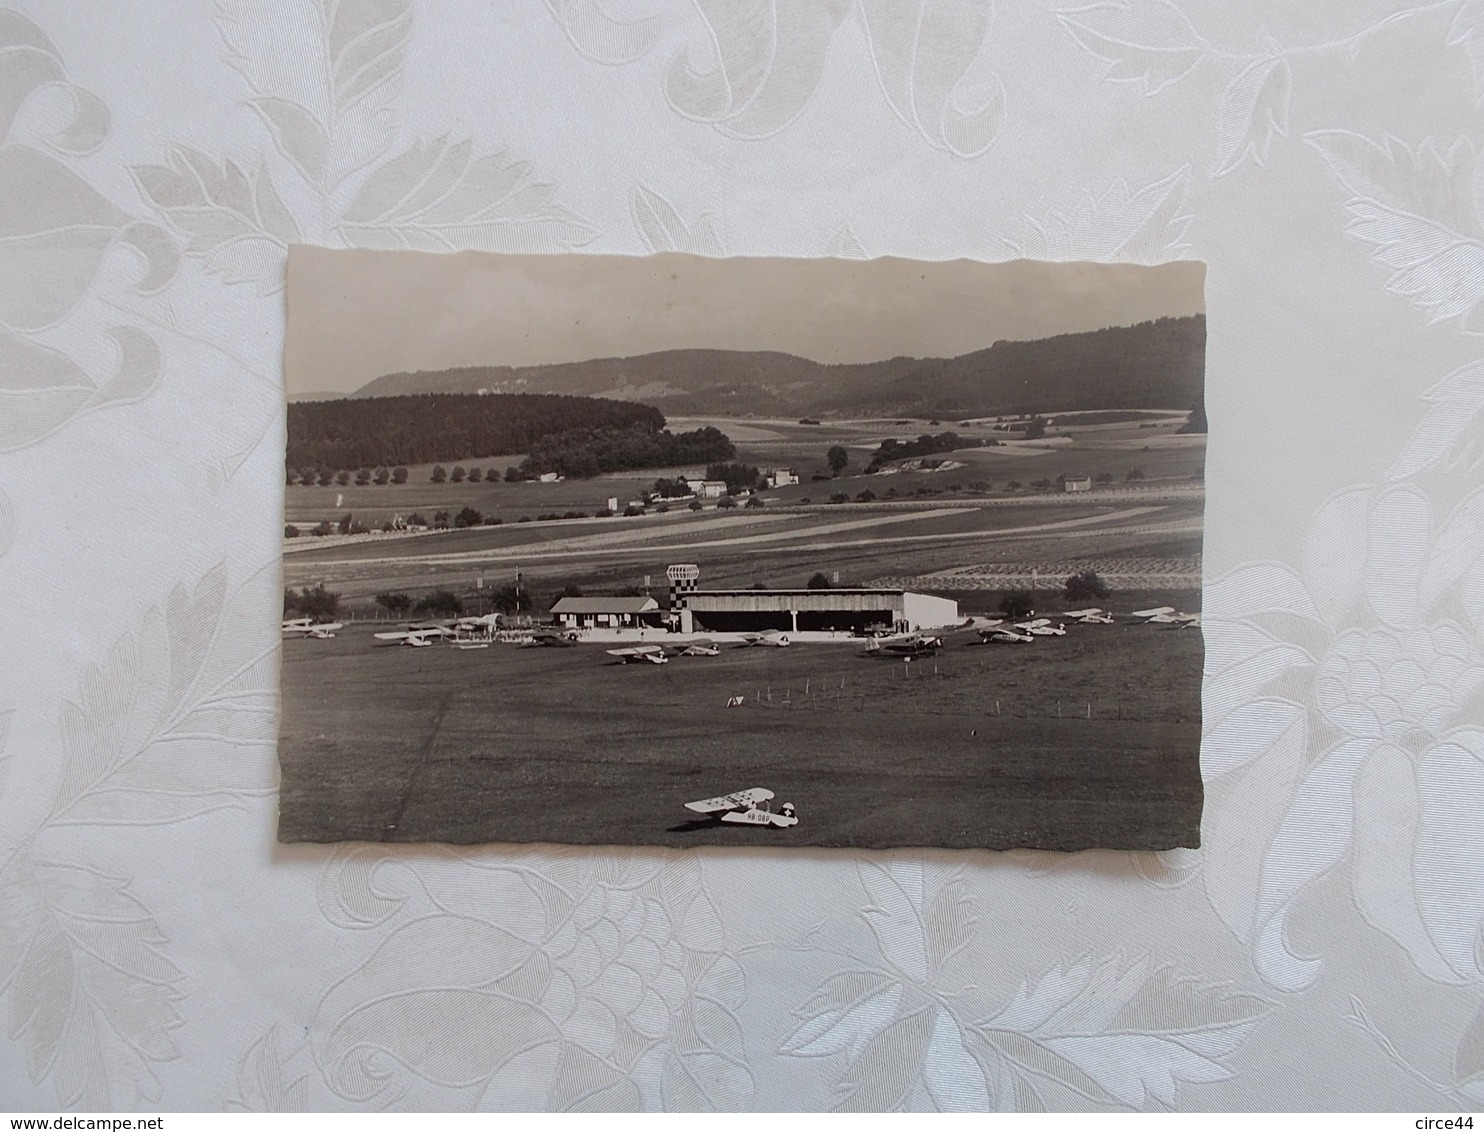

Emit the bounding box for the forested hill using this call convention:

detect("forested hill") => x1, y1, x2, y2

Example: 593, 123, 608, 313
287, 393, 666, 470
351, 315, 1205, 418
840, 315, 1208, 417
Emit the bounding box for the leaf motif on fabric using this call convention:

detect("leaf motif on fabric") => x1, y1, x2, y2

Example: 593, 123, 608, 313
247, 98, 330, 187
860, 0, 1004, 157
831, 1005, 937, 1111
780, 970, 903, 1059
631, 184, 723, 256
325, 0, 414, 116
337, 137, 595, 252
1447, 1, 1484, 105
1351, 740, 1464, 984
316, 846, 411, 930
665, 0, 850, 139
1409, 735, 1484, 981
976, 956, 1271, 1108
0, 325, 160, 457
6, 860, 184, 1108
131, 146, 300, 294
1306, 131, 1484, 330
0, 486, 13, 561
1391, 359, 1484, 480
44, 563, 276, 827
822, 224, 868, 259
1056, 1, 1205, 95
1420, 487, 1484, 614
660, 955, 753, 1111
313, 913, 555, 1102
1003, 166, 1191, 261
858, 860, 929, 983
1213, 55, 1290, 176
1457, 997, 1484, 1087
0, 12, 109, 152
1253, 738, 1372, 990
0, 147, 177, 330
542, 0, 663, 65
230, 1025, 307, 1111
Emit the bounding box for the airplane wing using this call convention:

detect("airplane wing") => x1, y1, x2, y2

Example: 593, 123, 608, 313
685, 787, 774, 814
373, 630, 411, 640
1063, 608, 1101, 618
1131, 606, 1175, 618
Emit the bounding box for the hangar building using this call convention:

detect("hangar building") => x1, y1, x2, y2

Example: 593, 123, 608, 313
674, 588, 959, 635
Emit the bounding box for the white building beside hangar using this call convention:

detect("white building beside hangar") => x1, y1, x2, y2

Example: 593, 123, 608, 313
551, 596, 660, 629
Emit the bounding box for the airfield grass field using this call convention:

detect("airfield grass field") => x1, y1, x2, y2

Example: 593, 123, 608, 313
277, 607, 1203, 852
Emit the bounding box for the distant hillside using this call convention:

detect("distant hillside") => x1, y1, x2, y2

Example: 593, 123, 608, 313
352, 315, 1205, 418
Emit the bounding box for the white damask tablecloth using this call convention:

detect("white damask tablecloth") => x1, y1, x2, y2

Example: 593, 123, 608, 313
2, 0, 1483, 1112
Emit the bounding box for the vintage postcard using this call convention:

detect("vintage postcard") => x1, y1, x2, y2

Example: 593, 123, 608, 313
279, 249, 1206, 851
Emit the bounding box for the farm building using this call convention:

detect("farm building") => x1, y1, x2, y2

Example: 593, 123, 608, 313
672, 589, 959, 635
764, 468, 799, 488
551, 596, 660, 629
1063, 476, 1093, 492
685, 479, 729, 499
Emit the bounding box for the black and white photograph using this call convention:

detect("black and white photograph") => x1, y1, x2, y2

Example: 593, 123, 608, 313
279, 250, 1206, 851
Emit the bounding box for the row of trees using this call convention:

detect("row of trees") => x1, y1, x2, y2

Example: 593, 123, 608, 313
283, 584, 341, 620
288, 465, 409, 487
995, 571, 1111, 618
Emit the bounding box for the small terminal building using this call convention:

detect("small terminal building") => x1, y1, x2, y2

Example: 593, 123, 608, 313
675, 588, 959, 635
551, 595, 660, 630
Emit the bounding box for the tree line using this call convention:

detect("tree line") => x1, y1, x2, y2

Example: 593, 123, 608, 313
864, 431, 996, 472
287, 392, 666, 469
518, 425, 735, 479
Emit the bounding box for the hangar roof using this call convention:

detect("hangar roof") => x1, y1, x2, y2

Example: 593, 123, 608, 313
551, 596, 659, 614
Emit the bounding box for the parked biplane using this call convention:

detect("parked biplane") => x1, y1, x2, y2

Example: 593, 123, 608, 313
684, 787, 797, 828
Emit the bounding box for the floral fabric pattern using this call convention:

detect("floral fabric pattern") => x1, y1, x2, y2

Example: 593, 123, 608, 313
1, 0, 1481, 1110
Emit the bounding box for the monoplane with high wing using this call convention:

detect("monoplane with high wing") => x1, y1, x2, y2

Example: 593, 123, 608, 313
864, 632, 943, 657
738, 631, 790, 648
975, 620, 1035, 644
1015, 618, 1067, 636
1130, 606, 1200, 626
606, 644, 668, 664
373, 622, 454, 647
282, 617, 343, 639
1063, 607, 1115, 624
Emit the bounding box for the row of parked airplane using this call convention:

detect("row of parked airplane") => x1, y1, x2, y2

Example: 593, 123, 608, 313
291, 606, 1198, 653
606, 630, 794, 663
860, 606, 1199, 654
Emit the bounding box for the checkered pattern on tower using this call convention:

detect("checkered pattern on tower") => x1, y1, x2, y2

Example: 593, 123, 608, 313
666, 564, 699, 610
